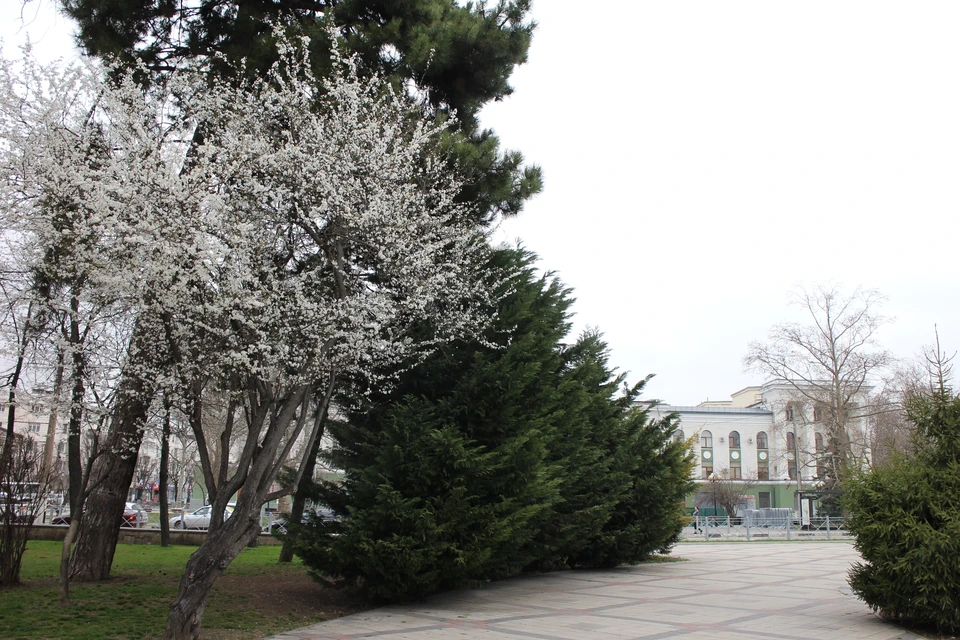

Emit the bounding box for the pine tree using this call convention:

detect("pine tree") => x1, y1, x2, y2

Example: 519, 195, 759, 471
60, 0, 542, 224
844, 366, 960, 635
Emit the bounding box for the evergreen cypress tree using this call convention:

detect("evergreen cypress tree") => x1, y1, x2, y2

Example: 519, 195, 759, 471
533, 333, 696, 570
295, 248, 568, 599
293, 249, 697, 598
522, 331, 634, 570
569, 403, 695, 568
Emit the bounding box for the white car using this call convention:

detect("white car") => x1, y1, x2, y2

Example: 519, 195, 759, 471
169, 504, 234, 529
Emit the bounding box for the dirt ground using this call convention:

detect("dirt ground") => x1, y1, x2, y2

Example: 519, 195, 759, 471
202, 572, 369, 639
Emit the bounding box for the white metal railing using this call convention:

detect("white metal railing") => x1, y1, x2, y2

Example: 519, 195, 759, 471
686, 515, 850, 540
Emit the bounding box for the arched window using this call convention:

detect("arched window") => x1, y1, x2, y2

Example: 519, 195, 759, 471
786, 432, 796, 451
728, 431, 740, 448
756, 431, 768, 449
785, 405, 795, 421
674, 429, 684, 443
815, 432, 825, 451
700, 430, 713, 448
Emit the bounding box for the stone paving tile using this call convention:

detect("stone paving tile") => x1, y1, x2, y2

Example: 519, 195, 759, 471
493, 615, 678, 639
265, 542, 924, 640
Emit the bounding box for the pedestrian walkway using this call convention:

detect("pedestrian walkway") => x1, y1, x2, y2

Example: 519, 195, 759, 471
267, 542, 921, 640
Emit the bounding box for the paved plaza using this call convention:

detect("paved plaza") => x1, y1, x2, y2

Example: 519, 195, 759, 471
268, 542, 921, 640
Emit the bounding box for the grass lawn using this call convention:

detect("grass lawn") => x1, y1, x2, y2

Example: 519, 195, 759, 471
0, 541, 367, 640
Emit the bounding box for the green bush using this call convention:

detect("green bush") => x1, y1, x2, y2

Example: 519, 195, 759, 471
843, 388, 960, 635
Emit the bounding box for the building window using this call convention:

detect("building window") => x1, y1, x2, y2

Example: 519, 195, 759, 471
758, 492, 771, 509
788, 460, 797, 480
702, 465, 713, 479
729, 464, 742, 479
757, 464, 770, 480
786, 431, 796, 451
728, 431, 740, 448
756, 431, 768, 449
28, 422, 41, 433
700, 430, 713, 448
816, 433, 826, 478
785, 405, 795, 421
673, 429, 684, 443
813, 405, 823, 421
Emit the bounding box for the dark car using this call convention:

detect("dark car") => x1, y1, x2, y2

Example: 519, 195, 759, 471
269, 507, 338, 535
51, 502, 148, 528
120, 502, 148, 527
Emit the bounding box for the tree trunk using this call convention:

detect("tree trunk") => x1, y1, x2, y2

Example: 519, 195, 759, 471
1, 303, 32, 479
41, 353, 65, 482
160, 399, 171, 547
67, 312, 85, 519
59, 518, 80, 606
279, 377, 334, 562
68, 388, 151, 580
70, 317, 160, 581
278, 423, 325, 563
163, 514, 262, 640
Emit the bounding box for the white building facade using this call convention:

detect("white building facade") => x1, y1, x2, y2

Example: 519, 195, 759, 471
651, 381, 871, 515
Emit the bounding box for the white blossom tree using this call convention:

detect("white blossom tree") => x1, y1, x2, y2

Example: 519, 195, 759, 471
0, 37, 493, 639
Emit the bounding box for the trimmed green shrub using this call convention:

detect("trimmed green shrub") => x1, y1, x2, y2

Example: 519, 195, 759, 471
843, 387, 960, 635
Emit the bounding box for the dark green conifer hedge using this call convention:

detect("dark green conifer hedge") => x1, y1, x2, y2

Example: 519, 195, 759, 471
293, 248, 695, 600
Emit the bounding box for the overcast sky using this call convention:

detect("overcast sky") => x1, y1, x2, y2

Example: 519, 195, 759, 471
4, 1, 959, 405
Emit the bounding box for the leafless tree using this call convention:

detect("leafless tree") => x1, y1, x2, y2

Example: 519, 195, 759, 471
132, 453, 156, 502
696, 470, 757, 519
870, 367, 922, 467
0, 434, 52, 585
745, 283, 893, 487
871, 329, 955, 466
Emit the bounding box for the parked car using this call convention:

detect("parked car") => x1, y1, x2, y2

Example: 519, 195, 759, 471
50, 502, 148, 528
169, 504, 234, 529
121, 502, 148, 528
269, 507, 338, 535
